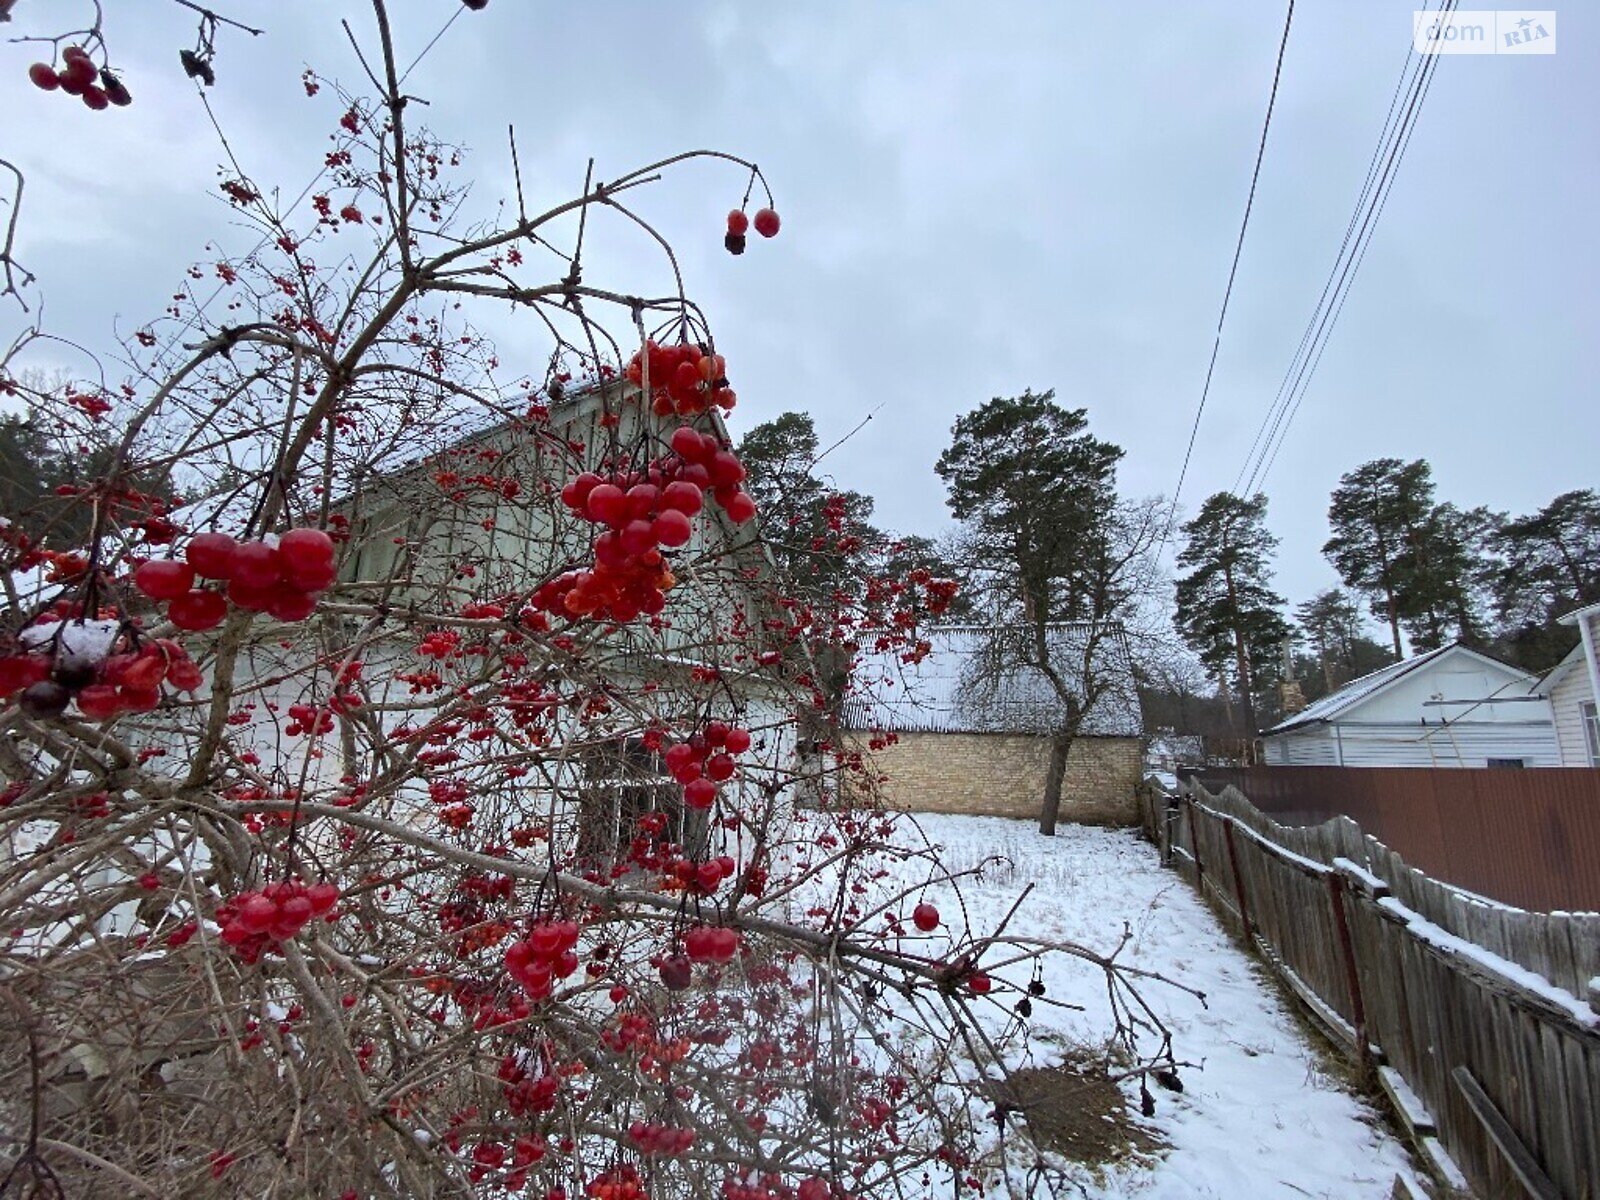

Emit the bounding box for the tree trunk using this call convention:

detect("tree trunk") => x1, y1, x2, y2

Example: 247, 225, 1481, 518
1383, 583, 1403, 658
1222, 558, 1258, 736
1038, 732, 1071, 836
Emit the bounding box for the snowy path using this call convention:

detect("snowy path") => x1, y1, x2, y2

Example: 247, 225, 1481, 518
898, 814, 1420, 1199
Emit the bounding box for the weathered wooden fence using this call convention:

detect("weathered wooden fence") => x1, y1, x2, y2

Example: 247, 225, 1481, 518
1141, 780, 1600, 1200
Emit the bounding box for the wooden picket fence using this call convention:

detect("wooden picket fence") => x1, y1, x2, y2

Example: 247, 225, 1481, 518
1140, 780, 1600, 1200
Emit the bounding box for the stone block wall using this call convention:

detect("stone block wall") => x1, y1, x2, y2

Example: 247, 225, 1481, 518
855, 731, 1144, 826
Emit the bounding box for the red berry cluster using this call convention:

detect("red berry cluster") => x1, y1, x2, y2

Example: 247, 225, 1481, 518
137, 527, 338, 631
2, 617, 202, 721
586, 1165, 646, 1200
628, 1121, 695, 1157
29, 47, 131, 110
625, 342, 737, 417
664, 720, 752, 812
502, 920, 581, 1001
682, 924, 740, 963
664, 853, 737, 895
217, 880, 341, 964
724, 206, 780, 255
285, 697, 360, 737
533, 430, 755, 624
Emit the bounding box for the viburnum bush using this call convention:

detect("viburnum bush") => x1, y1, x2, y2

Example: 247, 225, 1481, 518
0, 4, 1181, 1197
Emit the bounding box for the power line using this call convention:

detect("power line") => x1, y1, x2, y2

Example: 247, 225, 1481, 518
1235, 0, 1455, 497
1163, 0, 1296, 542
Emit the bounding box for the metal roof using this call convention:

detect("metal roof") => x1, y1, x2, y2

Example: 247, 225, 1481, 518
841, 623, 1142, 737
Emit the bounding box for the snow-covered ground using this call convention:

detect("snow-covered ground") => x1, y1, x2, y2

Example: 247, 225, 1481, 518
894, 814, 1420, 1199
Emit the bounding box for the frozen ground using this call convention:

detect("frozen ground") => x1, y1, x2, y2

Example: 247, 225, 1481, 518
884, 814, 1420, 1200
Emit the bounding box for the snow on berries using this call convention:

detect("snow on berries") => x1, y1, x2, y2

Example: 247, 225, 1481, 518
216, 879, 340, 964
139, 525, 338, 631
3, 612, 203, 721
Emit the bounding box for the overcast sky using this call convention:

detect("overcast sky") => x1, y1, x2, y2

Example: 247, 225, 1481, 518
4, 1, 1595, 630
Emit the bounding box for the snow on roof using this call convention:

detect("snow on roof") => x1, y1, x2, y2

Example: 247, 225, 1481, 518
1265, 642, 1529, 735
841, 623, 1142, 737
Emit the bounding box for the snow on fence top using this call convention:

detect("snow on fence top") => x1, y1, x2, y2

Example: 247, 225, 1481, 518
842, 623, 1142, 738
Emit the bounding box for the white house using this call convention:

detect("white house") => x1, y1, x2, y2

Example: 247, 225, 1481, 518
1539, 602, 1600, 767
1260, 643, 1559, 768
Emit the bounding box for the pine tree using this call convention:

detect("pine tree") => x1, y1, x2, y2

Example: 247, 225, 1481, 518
1174, 492, 1289, 736
1489, 489, 1600, 668
1294, 587, 1394, 692
936, 390, 1153, 834
1323, 458, 1435, 657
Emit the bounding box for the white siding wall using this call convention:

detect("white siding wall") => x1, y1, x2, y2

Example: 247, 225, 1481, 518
1319, 722, 1559, 767
1549, 668, 1597, 767
1350, 658, 1544, 725
1264, 720, 1561, 767
1262, 729, 1340, 765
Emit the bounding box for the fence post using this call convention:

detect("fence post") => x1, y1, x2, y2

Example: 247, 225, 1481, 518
1186, 793, 1205, 895
1222, 819, 1254, 944
1326, 871, 1371, 1078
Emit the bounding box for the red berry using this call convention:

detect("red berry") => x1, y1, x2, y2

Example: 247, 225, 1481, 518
186, 532, 240, 579
670, 426, 707, 462
753, 207, 780, 238
967, 971, 992, 994
231, 541, 282, 589
119, 686, 161, 713
659, 955, 692, 990
75, 684, 124, 721
278, 527, 335, 571
723, 727, 752, 754
0, 654, 54, 697
723, 491, 757, 524
653, 509, 692, 548
29, 64, 60, 91
585, 483, 627, 526
278, 528, 337, 589
660, 480, 703, 517
81, 85, 109, 111
709, 451, 746, 488
238, 895, 278, 933
168, 589, 228, 632
726, 209, 749, 236
266, 585, 317, 623
134, 559, 195, 601
63, 55, 97, 90
912, 903, 940, 932
683, 778, 717, 810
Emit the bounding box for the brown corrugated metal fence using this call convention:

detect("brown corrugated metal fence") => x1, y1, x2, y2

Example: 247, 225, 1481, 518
1182, 767, 1600, 912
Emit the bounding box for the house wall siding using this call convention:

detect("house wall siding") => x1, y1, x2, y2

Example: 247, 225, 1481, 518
1262, 729, 1340, 766
855, 732, 1142, 825
1549, 669, 1596, 766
